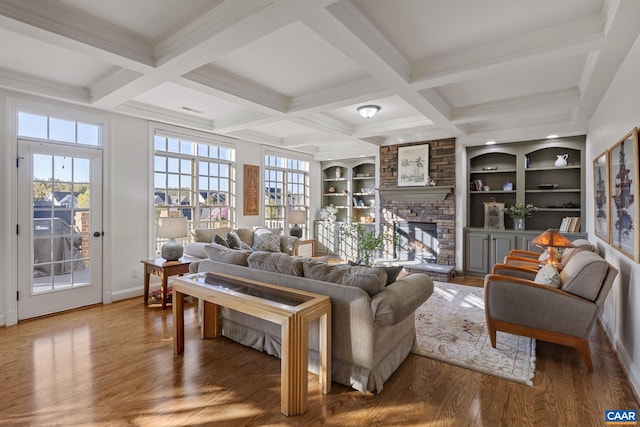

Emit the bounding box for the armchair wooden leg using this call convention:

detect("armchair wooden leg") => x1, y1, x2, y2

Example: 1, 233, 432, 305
487, 320, 497, 348
576, 338, 593, 371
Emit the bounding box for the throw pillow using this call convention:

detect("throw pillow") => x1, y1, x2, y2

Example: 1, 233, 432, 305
248, 252, 304, 276
534, 263, 562, 288
226, 231, 242, 249
253, 228, 281, 252
213, 234, 230, 248
302, 260, 386, 296
378, 265, 404, 286
204, 243, 251, 266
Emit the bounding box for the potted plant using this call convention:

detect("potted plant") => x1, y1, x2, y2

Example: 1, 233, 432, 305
503, 203, 537, 230
338, 221, 392, 266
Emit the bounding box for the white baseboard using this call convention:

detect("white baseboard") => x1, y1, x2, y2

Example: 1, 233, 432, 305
111, 285, 160, 302
612, 335, 640, 402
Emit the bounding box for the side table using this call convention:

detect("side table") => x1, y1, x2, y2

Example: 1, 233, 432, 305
141, 257, 194, 309
295, 239, 315, 257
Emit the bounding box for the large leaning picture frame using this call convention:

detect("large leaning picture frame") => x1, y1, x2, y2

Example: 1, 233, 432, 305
609, 128, 639, 262
593, 150, 610, 243
243, 164, 260, 216
397, 144, 429, 187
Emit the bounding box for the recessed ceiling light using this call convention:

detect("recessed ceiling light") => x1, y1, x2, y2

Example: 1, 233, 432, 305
546, 134, 559, 139
485, 140, 496, 145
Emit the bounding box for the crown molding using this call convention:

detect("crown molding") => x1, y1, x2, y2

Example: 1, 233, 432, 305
183, 65, 289, 113
410, 16, 604, 89
0, 0, 154, 68
289, 76, 390, 113
451, 88, 580, 125
115, 101, 213, 130
154, 0, 274, 66
90, 68, 144, 105
0, 67, 89, 103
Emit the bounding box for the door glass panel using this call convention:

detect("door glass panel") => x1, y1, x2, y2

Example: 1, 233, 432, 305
32, 153, 91, 294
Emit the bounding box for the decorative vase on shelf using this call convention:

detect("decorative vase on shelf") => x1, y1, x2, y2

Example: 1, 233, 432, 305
554, 154, 568, 167
513, 218, 525, 230
335, 167, 342, 179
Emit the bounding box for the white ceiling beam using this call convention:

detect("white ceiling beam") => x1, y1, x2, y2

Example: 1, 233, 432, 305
353, 115, 432, 138
212, 111, 276, 134
410, 16, 605, 90
114, 101, 214, 131
451, 88, 581, 125
297, 0, 465, 137
573, 0, 640, 123
0, 0, 155, 69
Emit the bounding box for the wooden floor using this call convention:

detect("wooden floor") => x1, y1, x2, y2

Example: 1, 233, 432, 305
0, 277, 637, 426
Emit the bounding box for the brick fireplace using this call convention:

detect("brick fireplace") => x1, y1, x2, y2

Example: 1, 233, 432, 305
378, 138, 456, 280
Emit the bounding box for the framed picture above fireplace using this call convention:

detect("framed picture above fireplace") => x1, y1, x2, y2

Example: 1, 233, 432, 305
398, 144, 429, 186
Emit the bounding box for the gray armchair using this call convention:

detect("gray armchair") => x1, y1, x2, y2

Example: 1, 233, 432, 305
485, 251, 617, 370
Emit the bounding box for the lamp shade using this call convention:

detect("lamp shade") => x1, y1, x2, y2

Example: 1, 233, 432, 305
288, 210, 306, 225
531, 229, 575, 248
157, 216, 188, 239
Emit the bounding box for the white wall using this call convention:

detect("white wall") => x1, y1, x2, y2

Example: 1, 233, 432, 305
586, 34, 640, 397
0, 91, 321, 324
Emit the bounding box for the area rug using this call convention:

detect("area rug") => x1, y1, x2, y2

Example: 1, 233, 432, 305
411, 281, 536, 386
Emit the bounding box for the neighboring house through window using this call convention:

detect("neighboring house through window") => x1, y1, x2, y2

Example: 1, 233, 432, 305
264, 152, 309, 236
153, 127, 235, 253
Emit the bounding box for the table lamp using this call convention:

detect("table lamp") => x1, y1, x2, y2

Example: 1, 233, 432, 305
157, 216, 188, 261
287, 210, 306, 238
531, 228, 574, 268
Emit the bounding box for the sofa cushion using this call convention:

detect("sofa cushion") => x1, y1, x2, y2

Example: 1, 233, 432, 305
253, 228, 281, 252
213, 234, 230, 248
247, 252, 304, 276
183, 242, 208, 259
193, 227, 233, 243
204, 243, 251, 266
560, 251, 609, 301
534, 263, 561, 288
302, 260, 386, 296
235, 227, 253, 246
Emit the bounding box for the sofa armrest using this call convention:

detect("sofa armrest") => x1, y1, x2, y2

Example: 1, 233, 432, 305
370, 273, 434, 326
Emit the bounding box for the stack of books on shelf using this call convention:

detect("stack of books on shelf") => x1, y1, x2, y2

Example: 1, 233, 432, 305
559, 217, 581, 233
472, 179, 485, 191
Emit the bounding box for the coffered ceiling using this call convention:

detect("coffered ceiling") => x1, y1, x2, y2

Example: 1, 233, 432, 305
0, 0, 638, 160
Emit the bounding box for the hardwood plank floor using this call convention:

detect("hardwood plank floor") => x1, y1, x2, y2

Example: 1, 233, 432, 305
0, 278, 637, 426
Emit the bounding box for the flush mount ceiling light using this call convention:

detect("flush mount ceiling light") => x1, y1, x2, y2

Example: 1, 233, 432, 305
357, 105, 381, 119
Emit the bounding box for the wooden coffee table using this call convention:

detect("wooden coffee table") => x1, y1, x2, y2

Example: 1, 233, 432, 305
141, 257, 194, 309
172, 271, 331, 416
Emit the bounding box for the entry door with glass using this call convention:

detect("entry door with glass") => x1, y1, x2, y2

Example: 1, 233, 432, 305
17, 140, 103, 320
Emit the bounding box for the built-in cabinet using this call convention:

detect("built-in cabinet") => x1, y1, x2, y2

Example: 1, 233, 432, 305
316, 158, 377, 256
468, 137, 585, 230
464, 228, 586, 276
465, 136, 587, 276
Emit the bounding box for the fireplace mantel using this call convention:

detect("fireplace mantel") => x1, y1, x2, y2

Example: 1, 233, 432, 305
377, 186, 454, 201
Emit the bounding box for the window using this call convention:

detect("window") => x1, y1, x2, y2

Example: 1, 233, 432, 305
264, 153, 309, 236
18, 112, 101, 146
154, 132, 235, 252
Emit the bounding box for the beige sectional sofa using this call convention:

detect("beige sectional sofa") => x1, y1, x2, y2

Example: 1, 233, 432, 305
190, 248, 434, 393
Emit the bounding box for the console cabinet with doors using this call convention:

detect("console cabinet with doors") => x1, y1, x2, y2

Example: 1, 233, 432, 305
463, 228, 586, 277
316, 158, 377, 257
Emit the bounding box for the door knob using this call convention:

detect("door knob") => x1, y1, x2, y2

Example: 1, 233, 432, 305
93, 231, 102, 237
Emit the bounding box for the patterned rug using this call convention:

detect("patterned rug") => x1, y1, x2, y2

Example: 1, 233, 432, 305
411, 281, 536, 386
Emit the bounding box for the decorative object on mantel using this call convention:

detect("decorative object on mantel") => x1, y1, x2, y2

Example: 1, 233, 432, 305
554, 153, 569, 167
426, 176, 436, 186
502, 203, 538, 230
398, 144, 429, 187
